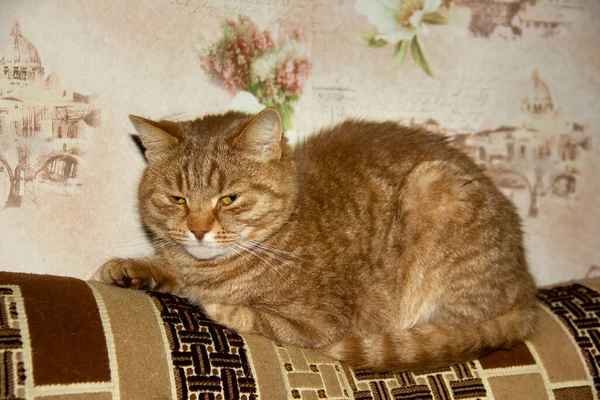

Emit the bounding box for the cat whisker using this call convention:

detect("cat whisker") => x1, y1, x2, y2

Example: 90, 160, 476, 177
240, 240, 307, 269
112, 236, 172, 249
232, 243, 294, 287
232, 243, 274, 268
242, 239, 312, 261
144, 236, 175, 250
149, 109, 189, 121
111, 242, 153, 249
238, 241, 301, 270
228, 244, 259, 268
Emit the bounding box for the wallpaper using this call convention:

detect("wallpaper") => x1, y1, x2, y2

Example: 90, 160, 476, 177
0, 0, 598, 285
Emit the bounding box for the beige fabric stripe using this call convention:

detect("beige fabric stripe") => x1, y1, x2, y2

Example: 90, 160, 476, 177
148, 292, 178, 400
242, 333, 288, 399
87, 283, 120, 400
563, 278, 600, 290
488, 373, 548, 400
35, 393, 112, 400
285, 345, 310, 371
30, 383, 114, 398
287, 372, 323, 388
319, 364, 344, 398
8, 286, 34, 400
529, 306, 589, 383
89, 282, 172, 400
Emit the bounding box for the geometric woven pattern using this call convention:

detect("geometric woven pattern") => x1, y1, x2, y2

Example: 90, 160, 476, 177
2, 271, 600, 400
274, 342, 353, 399
0, 276, 119, 400
0, 287, 26, 400
538, 283, 600, 396
150, 291, 258, 400
341, 362, 486, 400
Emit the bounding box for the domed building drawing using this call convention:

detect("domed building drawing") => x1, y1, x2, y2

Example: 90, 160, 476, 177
453, 0, 585, 39
449, 68, 591, 217
0, 22, 100, 208
522, 68, 554, 117
0, 22, 45, 92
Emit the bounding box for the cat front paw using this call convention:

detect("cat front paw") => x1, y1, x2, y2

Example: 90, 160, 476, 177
99, 258, 158, 290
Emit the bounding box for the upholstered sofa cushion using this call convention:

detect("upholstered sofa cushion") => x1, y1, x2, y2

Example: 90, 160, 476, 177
0, 271, 598, 399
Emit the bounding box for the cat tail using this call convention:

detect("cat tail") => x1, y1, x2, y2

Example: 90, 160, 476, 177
326, 303, 538, 372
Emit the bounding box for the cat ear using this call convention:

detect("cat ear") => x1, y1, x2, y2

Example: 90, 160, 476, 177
129, 115, 179, 161
233, 107, 283, 162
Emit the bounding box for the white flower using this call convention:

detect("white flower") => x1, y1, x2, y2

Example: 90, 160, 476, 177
250, 52, 279, 84
355, 0, 442, 43
227, 91, 266, 114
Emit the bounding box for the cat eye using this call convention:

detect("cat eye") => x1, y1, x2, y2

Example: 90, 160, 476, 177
169, 196, 187, 205
220, 195, 238, 206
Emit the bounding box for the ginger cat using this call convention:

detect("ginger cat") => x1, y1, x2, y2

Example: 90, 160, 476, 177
99, 107, 538, 372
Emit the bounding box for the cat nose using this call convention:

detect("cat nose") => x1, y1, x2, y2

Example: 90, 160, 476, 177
191, 230, 208, 241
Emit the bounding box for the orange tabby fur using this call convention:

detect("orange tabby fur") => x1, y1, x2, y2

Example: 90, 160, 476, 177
99, 108, 538, 372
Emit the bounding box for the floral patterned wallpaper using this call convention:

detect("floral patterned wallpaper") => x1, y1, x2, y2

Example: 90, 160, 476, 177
0, 0, 598, 285
197, 15, 311, 130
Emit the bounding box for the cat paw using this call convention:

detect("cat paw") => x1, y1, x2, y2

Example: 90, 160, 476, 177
99, 258, 157, 290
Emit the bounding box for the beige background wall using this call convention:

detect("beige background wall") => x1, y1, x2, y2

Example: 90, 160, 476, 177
0, 0, 598, 285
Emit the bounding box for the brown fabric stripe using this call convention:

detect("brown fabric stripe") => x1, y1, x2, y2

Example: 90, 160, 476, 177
368, 380, 391, 400
427, 374, 450, 400
553, 386, 594, 400
1, 350, 16, 398
449, 378, 486, 399
397, 371, 416, 386
0, 272, 110, 385
0, 292, 10, 328
479, 342, 536, 369
0, 286, 25, 399
391, 384, 433, 399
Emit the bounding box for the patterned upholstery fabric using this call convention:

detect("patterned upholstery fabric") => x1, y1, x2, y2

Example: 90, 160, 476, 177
0, 271, 598, 399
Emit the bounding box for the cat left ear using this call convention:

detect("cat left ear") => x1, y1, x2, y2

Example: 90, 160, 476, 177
129, 115, 179, 162
233, 107, 283, 162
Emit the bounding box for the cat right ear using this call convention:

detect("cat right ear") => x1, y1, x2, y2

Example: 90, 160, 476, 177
232, 107, 283, 162
129, 115, 179, 162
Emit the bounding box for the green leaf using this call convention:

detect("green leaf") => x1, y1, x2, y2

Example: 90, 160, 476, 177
359, 29, 377, 42
360, 30, 388, 48
221, 22, 235, 41
410, 37, 435, 78
421, 11, 448, 25
394, 40, 411, 71
278, 103, 296, 131
368, 38, 389, 48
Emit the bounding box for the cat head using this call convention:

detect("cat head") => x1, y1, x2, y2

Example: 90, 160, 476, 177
131, 108, 297, 261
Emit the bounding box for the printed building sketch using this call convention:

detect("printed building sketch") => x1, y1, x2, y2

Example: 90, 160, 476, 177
442, 69, 591, 217
453, 0, 585, 39
309, 68, 591, 220
0, 22, 100, 209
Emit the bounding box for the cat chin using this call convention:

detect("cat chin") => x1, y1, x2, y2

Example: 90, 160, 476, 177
185, 244, 233, 261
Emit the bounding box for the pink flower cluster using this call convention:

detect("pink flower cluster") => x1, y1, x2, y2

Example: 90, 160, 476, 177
276, 58, 311, 97
200, 15, 311, 100
203, 16, 274, 95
